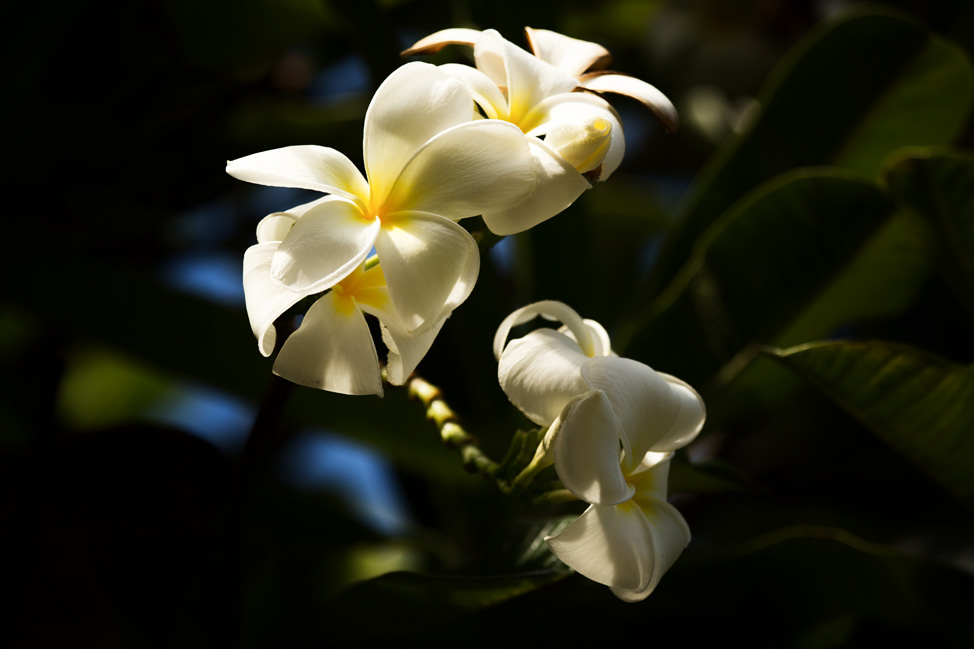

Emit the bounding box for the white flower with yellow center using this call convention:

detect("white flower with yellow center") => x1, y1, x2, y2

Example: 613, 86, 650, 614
404, 28, 678, 235
244, 206, 448, 395
229, 61, 537, 336
494, 301, 704, 600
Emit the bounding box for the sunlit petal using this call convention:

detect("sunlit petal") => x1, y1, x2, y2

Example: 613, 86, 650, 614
401, 27, 481, 57
384, 120, 535, 218
524, 27, 611, 78
374, 212, 479, 332
272, 291, 383, 396
497, 329, 590, 426
242, 242, 307, 357
363, 62, 474, 207
545, 501, 655, 591
255, 213, 296, 244
270, 199, 379, 294
438, 63, 508, 120
493, 300, 594, 360
480, 138, 589, 235
581, 72, 679, 133
554, 390, 634, 505
226, 145, 368, 205
582, 357, 705, 467
525, 93, 625, 179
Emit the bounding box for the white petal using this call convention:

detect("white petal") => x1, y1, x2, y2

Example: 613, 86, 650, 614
255, 212, 296, 244
497, 329, 590, 426
270, 199, 379, 294
492, 300, 595, 359
438, 63, 509, 120
374, 212, 479, 333
581, 72, 679, 133
401, 28, 481, 56
363, 62, 474, 208
475, 30, 578, 126
557, 318, 613, 357
525, 93, 625, 180
553, 390, 633, 505
272, 291, 383, 396
581, 357, 705, 468
543, 115, 613, 173
384, 120, 535, 218
243, 243, 308, 357
524, 27, 612, 78
377, 312, 447, 386
545, 501, 655, 591
612, 497, 691, 602
226, 145, 369, 205
480, 138, 589, 235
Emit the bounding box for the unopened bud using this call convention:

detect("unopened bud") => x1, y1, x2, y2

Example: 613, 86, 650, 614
545, 117, 612, 174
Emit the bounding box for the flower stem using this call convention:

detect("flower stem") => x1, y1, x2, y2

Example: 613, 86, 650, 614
404, 374, 499, 477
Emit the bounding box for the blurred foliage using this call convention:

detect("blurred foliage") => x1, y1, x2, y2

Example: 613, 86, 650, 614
4, 0, 974, 647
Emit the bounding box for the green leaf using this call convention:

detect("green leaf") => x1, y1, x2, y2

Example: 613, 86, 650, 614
770, 341, 974, 511
883, 148, 974, 320
644, 9, 973, 299
619, 169, 932, 390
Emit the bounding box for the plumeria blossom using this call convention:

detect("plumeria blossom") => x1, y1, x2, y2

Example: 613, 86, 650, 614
493, 301, 705, 600
228, 61, 537, 335
243, 204, 446, 395
405, 27, 679, 133
404, 29, 631, 235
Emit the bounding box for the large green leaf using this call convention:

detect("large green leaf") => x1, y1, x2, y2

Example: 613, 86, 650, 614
884, 149, 974, 320
771, 341, 974, 511
641, 9, 972, 301
618, 169, 932, 390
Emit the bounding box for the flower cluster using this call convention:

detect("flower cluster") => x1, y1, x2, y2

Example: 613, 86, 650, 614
230, 28, 676, 395
494, 301, 705, 601
230, 26, 695, 601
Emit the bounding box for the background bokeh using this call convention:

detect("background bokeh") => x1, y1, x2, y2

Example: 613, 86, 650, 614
4, 0, 974, 646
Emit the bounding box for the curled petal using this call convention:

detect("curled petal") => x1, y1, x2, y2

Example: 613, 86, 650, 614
272, 291, 383, 396
493, 300, 596, 360
543, 116, 612, 174
226, 145, 368, 206
612, 497, 690, 602
545, 501, 655, 592
401, 27, 481, 57
242, 242, 307, 357
553, 390, 634, 506
526, 93, 624, 180
580, 72, 679, 133
363, 62, 474, 207
480, 138, 589, 235
524, 27, 612, 78
385, 120, 535, 218
256, 212, 296, 244
582, 357, 705, 469
558, 319, 613, 358
378, 313, 447, 386
374, 212, 479, 333
270, 199, 379, 294
497, 329, 590, 427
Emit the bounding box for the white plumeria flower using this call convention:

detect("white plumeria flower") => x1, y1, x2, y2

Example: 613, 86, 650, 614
546, 389, 698, 601
244, 205, 447, 395
228, 61, 537, 335
493, 301, 704, 599
404, 29, 631, 235
406, 27, 679, 133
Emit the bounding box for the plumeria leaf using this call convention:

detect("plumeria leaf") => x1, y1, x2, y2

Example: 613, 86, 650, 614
642, 9, 973, 300
620, 169, 933, 390
770, 341, 974, 512
882, 149, 974, 321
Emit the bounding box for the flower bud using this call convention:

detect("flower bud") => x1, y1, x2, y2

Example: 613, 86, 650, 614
544, 117, 612, 174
